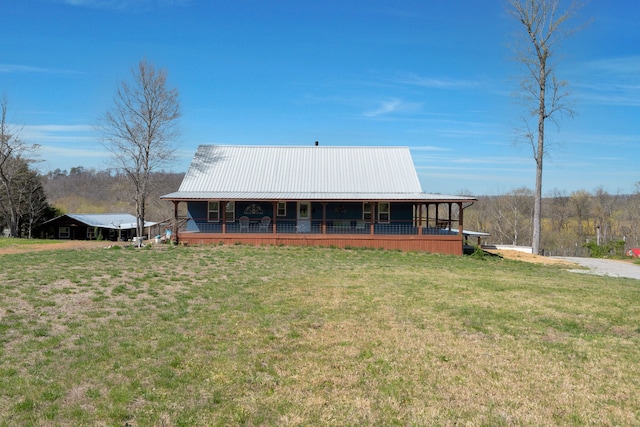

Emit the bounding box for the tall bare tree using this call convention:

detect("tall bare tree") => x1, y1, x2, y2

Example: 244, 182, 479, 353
508, 0, 583, 254
0, 94, 39, 237
98, 60, 181, 244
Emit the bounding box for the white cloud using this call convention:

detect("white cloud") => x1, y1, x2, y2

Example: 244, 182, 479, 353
0, 63, 81, 75
409, 146, 451, 152
61, 0, 190, 10
363, 99, 421, 118
21, 123, 105, 171
363, 99, 401, 117
393, 72, 480, 89
39, 145, 107, 158
21, 124, 95, 143
573, 55, 640, 106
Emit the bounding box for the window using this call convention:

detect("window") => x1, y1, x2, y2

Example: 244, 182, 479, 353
59, 226, 70, 239
87, 228, 95, 239
208, 201, 219, 222
209, 201, 235, 222
363, 203, 372, 221
298, 202, 309, 219
277, 201, 287, 217
378, 203, 390, 223
225, 201, 235, 222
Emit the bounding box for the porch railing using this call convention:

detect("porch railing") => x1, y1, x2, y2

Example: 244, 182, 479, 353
180, 218, 460, 236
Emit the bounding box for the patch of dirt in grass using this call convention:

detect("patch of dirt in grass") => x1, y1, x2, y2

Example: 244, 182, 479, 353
0, 240, 120, 254
486, 250, 575, 266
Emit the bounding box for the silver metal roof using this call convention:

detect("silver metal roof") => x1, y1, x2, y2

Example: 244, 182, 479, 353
162, 145, 475, 202
45, 213, 157, 229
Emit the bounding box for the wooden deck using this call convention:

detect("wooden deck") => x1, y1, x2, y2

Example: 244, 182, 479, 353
177, 232, 464, 255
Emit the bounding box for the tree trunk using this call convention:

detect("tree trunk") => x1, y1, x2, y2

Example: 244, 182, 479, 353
532, 60, 546, 255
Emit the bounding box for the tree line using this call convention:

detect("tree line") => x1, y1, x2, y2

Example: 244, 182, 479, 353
0, 95, 51, 238
43, 167, 184, 224
464, 185, 640, 256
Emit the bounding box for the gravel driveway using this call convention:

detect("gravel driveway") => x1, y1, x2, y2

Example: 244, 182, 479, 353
554, 257, 640, 280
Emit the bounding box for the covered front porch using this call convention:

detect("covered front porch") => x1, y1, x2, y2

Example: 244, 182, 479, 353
167, 199, 473, 255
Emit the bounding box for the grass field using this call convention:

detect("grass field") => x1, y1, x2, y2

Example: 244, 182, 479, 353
1, 243, 639, 426
0, 238, 61, 249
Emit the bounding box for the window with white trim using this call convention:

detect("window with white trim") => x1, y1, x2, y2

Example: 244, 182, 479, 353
363, 203, 372, 221
208, 201, 219, 222
378, 202, 390, 223
277, 201, 286, 217
59, 226, 70, 239
224, 201, 235, 222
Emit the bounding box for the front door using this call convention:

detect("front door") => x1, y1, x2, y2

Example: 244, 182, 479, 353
297, 202, 311, 233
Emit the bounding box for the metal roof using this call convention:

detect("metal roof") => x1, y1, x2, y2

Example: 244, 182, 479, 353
161, 145, 476, 202
44, 213, 157, 229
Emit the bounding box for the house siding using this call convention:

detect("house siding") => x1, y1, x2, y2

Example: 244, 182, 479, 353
186, 200, 420, 231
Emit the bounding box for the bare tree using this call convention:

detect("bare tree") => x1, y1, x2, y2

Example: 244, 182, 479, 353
508, 0, 584, 254
547, 188, 571, 232
620, 182, 640, 248
488, 187, 534, 246
592, 187, 615, 245
98, 60, 181, 244
15, 159, 49, 238
570, 189, 591, 239
0, 95, 39, 237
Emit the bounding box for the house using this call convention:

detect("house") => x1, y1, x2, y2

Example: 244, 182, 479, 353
43, 213, 157, 241
160, 145, 477, 254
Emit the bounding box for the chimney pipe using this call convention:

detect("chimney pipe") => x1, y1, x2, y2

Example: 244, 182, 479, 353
315, 141, 318, 146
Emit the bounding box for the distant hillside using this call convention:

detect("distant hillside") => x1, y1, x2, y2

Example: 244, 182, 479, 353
42, 167, 184, 221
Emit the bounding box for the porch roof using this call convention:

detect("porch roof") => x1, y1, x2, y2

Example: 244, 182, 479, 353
161, 191, 475, 203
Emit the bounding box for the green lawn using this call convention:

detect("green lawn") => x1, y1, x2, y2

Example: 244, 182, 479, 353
1, 244, 639, 426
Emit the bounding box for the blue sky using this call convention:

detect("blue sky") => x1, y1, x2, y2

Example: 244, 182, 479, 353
2, 0, 638, 195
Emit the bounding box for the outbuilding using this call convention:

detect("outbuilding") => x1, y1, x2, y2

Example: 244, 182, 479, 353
43, 213, 157, 241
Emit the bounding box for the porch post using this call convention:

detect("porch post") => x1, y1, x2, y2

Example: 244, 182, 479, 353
322, 203, 327, 234
448, 203, 452, 231
435, 203, 439, 227
272, 201, 277, 234
172, 200, 179, 244
221, 200, 226, 234
370, 202, 376, 235
425, 203, 429, 228
417, 203, 423, 236
458, 202, 463, 236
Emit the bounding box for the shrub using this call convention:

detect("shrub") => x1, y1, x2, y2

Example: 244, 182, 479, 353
583, 240, 625, 258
